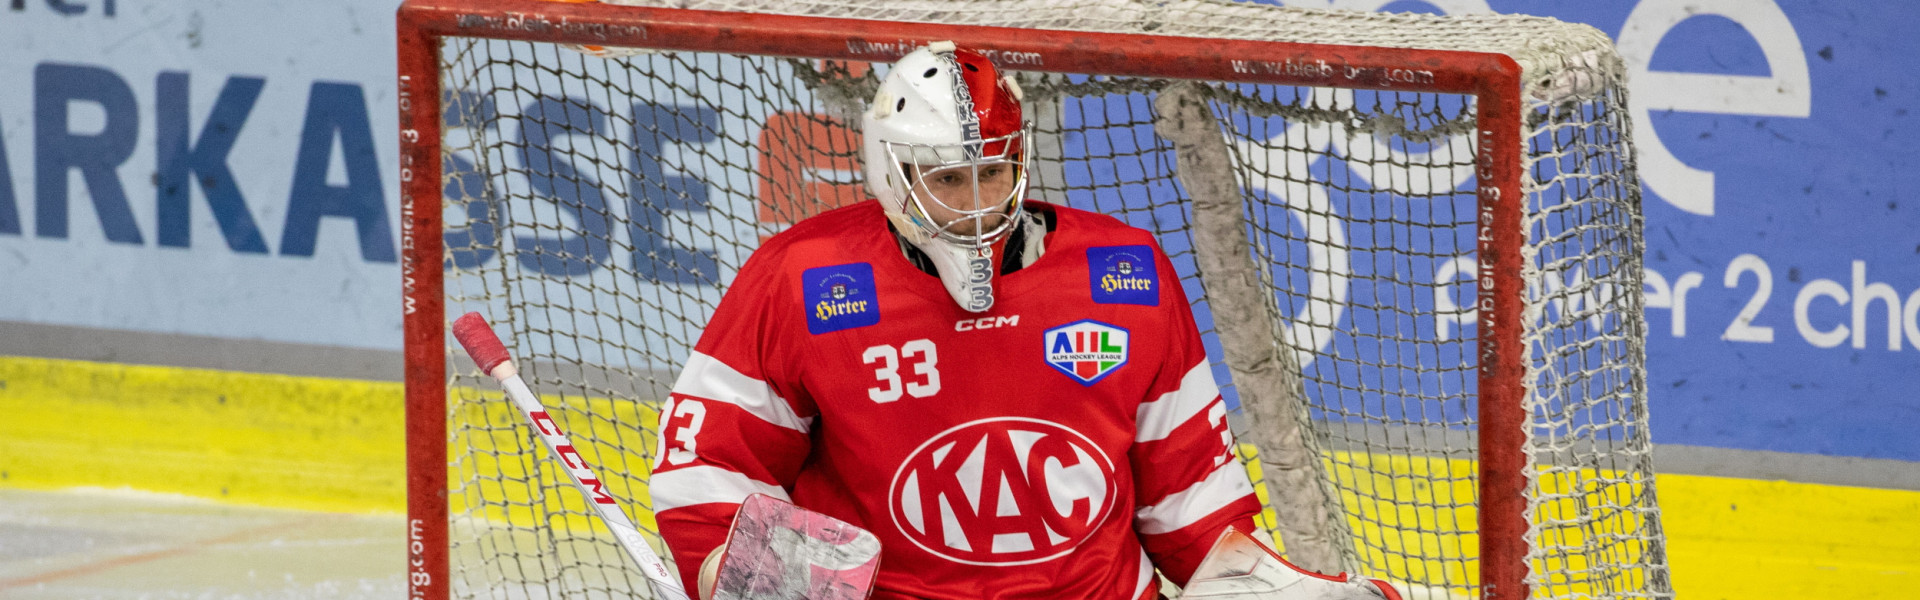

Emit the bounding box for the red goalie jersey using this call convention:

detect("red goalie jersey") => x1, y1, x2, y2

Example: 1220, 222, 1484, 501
651, 200, 1261, 600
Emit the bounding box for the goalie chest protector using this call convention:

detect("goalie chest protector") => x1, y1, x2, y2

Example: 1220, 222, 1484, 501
666, 199, 1250, 599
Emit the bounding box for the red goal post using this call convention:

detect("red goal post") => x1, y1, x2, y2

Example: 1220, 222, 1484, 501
396, 1, 1668, 599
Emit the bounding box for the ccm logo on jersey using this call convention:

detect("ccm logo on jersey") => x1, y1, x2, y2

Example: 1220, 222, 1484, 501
1087, 245, 1158, 306
1044, 320, 1130, 385
955, 315, 1019, 331
803, 263, 882, 334
889, 417, 1117, 566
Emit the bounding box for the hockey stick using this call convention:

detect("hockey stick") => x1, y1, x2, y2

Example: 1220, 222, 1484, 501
451, 312, 692, 600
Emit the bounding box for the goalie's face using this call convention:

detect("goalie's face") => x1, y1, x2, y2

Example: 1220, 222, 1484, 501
908, 162, 1018, 238
893, 134, 1027, 244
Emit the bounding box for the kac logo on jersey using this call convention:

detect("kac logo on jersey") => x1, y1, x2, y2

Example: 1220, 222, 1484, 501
803, 263, 881, 334
889, 417, 1117, 566
1044, 320, 1129, 385
1087, 245, 1157, 306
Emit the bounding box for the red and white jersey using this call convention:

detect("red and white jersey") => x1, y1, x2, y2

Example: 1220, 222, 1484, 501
651, 200, 1261, 600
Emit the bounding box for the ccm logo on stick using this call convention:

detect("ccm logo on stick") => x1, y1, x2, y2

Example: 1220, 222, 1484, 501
955, 315, 1019, 331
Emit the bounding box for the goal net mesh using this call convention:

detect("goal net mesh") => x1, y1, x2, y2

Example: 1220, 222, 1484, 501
426, 2, 1669, 599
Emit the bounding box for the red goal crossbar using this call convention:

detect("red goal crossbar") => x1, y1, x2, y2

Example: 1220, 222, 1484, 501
394, 0, 1529, 597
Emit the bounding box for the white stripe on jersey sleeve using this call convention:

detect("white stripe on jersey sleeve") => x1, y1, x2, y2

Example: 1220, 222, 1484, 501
1135, 361, 1220, 443
649, 465, 791, 512
1133, 460, 1256, 535
673, 351, 813, 434
1132, 548, 1154, 599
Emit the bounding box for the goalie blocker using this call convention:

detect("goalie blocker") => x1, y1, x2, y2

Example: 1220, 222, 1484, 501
706, 494, 883, 600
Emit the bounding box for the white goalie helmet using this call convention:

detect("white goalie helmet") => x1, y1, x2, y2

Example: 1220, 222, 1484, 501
862, 41, 1032, 250
861, 42, 1033, 313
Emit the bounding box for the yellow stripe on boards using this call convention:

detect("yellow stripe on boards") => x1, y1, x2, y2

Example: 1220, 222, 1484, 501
1238, 443, 1920, 597
0, 356, 406, 513
0, 356, 670, 525
1660, 474, 1920, 598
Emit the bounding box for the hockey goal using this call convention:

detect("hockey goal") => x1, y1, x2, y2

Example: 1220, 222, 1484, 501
396, 0, 1671, 598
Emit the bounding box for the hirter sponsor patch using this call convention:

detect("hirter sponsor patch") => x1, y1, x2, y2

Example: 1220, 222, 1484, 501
1087, 245, 1158, 306
1044, 320, 1130, 385
803, 263, 881, 334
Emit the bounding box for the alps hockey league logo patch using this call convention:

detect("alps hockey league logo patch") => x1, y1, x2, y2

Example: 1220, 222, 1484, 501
803, 263, 881, 334
1087, 245, 1158, 306
1044, 320, 1130, 385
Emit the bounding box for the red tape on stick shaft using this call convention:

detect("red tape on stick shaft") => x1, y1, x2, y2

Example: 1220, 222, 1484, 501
451, 312, 512, 374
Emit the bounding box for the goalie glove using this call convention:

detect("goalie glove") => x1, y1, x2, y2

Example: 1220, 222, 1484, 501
705, 494, 881, 600
1180, 528, 1401, 600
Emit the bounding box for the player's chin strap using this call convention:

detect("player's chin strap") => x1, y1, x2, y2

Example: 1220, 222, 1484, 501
889, 208, 1045, 313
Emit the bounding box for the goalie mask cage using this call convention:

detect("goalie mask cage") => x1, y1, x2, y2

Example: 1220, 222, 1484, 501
396, 1, 1672, 599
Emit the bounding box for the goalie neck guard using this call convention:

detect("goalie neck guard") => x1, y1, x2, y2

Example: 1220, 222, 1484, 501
862, 42, 1033, 313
